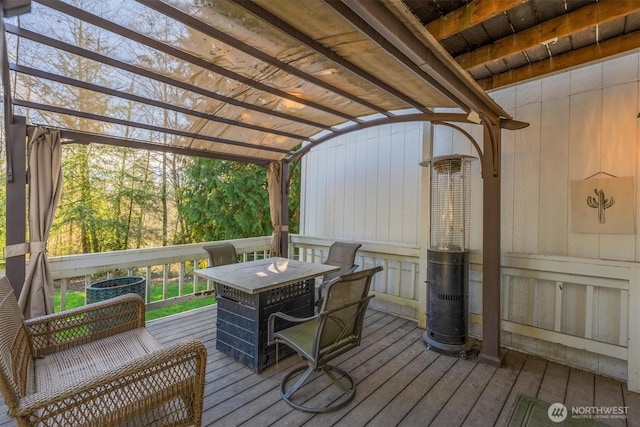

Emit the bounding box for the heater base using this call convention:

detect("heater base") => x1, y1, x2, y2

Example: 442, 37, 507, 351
423, 332, 470, 359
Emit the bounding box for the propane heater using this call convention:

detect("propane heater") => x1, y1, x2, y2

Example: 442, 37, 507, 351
420, 155, 475, 357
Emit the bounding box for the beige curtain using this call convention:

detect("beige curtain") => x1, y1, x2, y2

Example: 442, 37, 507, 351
18, 127, 62, 319
267, 161, 283, 257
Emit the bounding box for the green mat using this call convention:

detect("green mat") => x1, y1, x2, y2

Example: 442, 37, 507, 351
508, 395, 611, 426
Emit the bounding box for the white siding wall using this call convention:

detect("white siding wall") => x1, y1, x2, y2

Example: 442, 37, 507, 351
486, 53, 640, 260
301, 52, 640, 262
300, 121, 427, 245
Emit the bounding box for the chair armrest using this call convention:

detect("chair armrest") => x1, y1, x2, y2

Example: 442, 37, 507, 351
14, 338, 207, 426
345, 264, 359, 274
268, 311, 317, 345
24, 294, 145, 357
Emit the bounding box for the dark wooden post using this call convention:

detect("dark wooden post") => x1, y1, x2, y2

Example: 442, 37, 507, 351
279, 160, 289, 257
479, 120, 502, 365
5, 115, 26, 297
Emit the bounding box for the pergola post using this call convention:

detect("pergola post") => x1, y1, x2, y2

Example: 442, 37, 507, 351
279, 160, 289, 257
479, 120, 502, 365
5, 115, 26, 297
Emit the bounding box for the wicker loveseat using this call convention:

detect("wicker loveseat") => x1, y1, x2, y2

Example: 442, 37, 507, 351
0, 276, 207, 426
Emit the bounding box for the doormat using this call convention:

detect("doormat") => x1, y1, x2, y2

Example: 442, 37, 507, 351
508, 394, 610, 426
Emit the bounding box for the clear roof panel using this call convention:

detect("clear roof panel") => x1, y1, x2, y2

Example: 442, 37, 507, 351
4, 0, 509, 163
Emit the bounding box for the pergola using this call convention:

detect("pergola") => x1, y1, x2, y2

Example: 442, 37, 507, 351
1, 0, 527, 364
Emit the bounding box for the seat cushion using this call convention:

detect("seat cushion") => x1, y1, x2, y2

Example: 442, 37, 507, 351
275, 320, 318, 361
35, 327, 163, 393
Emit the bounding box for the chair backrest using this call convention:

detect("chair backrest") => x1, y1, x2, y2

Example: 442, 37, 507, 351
203, 243, 238, 267
0, 276, 33, 410
322, 242, 362, 283
313, 266, 382, 367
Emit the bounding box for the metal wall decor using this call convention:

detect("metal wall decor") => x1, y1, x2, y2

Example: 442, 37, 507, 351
571, 175, 635, 234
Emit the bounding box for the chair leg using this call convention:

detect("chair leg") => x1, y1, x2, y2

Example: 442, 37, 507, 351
279, 364, 356, 413
282, 365, 314, 399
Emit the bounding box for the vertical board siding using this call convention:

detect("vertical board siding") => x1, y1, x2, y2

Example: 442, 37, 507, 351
512, 102, 541, 254
301, 122, 423, 245
539, 97, 570, 255
568, 89, 602, 259
402, 126, 422, 243
481, 52, 640, 262
599, 82, 638, 260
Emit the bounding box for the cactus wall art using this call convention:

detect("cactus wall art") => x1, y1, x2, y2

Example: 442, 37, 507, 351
586, 189, 614, 224
571, 177, 634, 234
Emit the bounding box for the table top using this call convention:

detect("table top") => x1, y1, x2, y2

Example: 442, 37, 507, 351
194, 257, 339, 294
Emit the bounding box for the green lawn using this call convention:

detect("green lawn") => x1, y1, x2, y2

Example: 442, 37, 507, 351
54, 280, 216, 322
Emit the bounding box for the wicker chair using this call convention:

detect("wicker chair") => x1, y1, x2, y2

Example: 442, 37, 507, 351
268, 266, 382, 413
203, 242, 238, 267
315, 242, 362, 308
0, 276, 207, 426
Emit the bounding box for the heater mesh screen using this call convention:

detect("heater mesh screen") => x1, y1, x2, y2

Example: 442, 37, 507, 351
430, 158, 471, 250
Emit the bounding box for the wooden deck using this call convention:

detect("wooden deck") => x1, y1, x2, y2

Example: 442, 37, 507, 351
2, 305, 640, 426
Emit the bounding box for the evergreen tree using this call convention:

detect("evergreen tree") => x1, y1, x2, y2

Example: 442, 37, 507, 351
179, 158, 299, 243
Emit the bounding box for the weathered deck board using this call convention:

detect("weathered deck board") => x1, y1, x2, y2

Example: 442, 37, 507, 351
461, 350, 528, 427
0, 305, 639, 426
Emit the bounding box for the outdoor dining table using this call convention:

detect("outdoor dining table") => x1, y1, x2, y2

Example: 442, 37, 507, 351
194, 257, 339, 373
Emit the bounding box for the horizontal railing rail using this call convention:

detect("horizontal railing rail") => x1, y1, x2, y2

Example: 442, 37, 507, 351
289, 235, 421, 320
49, 236, 272, 311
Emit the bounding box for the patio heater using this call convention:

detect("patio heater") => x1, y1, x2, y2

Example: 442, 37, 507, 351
420, 155, 474, 357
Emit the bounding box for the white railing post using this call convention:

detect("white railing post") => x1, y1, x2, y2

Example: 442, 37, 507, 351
628, 265, 640, 392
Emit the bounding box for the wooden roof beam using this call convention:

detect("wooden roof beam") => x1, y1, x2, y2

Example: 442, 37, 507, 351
477, 30, 640, 90
426, 0, 527, 41
457, 0, 640, 70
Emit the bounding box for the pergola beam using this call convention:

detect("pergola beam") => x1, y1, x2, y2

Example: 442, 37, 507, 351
13, 99, 291, 156
456, 0, 640, 71
12, 63, 307, 142
326, 0, 468, 113
37, 0, 363, 124
333, 0, 508, 122
133, 0, 384, 119
230, 0, 430, 114
6, 24, 332, 132
59, 129, 272, 166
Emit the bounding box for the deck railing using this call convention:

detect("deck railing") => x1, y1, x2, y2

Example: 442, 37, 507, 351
467, 252, 640, 387
289, 235, 421, 320
49, 237, 272, 311
44, 235, 640, 390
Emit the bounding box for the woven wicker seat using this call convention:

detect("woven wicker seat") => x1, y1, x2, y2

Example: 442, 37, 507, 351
0, 276, 207, 426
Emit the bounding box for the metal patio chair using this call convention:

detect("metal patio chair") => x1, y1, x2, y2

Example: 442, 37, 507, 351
316, 241, 362, 308
268, 266, 383, 413
203, 242, 238, 267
